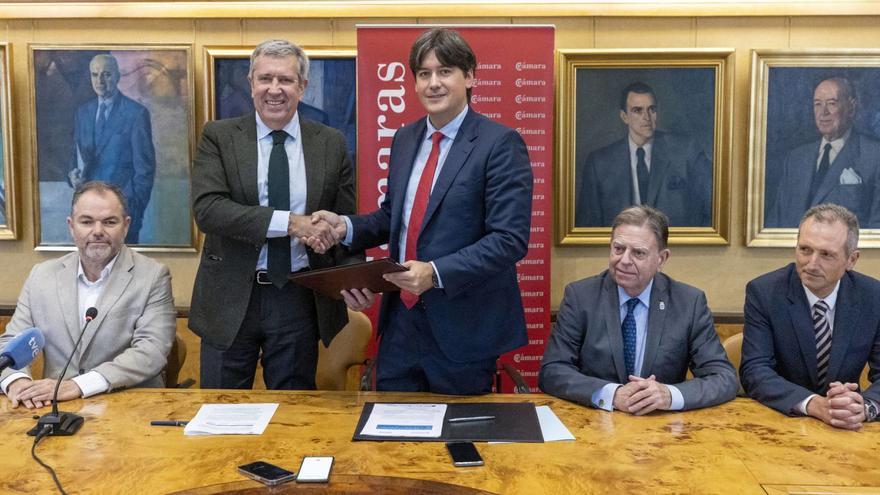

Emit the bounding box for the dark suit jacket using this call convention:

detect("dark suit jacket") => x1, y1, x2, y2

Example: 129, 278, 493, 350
575, 131, 712, 227
539, 271, 737, 410
348, 109, 532, 363
766, 131, 880, 228
189, 113, 358, 349
741, 264, 880, 415
74, 93, 156, 228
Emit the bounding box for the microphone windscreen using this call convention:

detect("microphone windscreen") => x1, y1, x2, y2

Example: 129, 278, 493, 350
85, 307, 98, 320
0, 327, 45, 369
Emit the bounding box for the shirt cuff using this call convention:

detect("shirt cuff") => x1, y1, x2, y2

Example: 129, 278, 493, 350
267, 210, 290, 238
1, 372, 30, 395
342, 216, 354, 246
667, 384, 684, 411
71, 371, 110, 398
592, 383, 620, 411
794, 394, 817, 415
429, 262, 443, 289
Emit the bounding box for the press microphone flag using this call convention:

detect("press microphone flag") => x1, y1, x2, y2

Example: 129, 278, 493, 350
0, 327, 45, 372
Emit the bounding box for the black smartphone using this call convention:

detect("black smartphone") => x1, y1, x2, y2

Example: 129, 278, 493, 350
237, 461, 296, 486
446, 441, 484, 467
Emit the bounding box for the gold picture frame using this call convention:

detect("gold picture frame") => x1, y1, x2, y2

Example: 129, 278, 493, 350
555, 49, 733, 246
29, 44, 197, 252
746, 49, 880, 247
0, 43, 17, 240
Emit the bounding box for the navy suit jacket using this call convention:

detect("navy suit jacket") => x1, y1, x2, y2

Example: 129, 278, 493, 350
766, 131, 880, 228
539, 271, 737, 410
73, 93, 156, 227
349, 109, 533, 363
741, 264, 880, 415
575, 131, 712, 227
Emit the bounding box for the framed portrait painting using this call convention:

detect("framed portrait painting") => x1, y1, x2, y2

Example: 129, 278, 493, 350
556, 49, 733, 245
204, 46, 357, 163
0, 43, 16, 240
747, 49, 880, 247
30, 44, 196, 251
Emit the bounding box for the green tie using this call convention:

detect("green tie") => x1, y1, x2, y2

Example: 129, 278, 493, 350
267, 130, 291, 289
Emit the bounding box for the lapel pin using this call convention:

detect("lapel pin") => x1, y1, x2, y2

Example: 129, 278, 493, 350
659, 301, 666, 311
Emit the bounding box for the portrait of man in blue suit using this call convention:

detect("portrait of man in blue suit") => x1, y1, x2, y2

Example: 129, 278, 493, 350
575, 82, 713, 228
69, 54, 156, 244
766, 77, 880, 228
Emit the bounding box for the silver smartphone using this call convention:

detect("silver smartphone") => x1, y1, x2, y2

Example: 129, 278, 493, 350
237, 461, 296, 486
446, 441, 484, 467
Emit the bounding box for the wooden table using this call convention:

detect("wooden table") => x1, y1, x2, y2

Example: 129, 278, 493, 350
2, 390, 879, 494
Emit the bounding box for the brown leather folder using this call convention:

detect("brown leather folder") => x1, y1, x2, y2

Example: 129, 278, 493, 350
288, 258, 408, 300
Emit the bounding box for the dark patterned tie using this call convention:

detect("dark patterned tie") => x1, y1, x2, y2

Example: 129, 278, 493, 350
95, 101, 108, 143
807, 143, 832, 207
812, 299, 832, 390
636, 147, 649, 204
267, 130, 291, 289
622, 298, 639, 377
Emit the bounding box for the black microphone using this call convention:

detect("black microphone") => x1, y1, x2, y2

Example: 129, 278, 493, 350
28, 307, 98, 437
0, 327, 45, 372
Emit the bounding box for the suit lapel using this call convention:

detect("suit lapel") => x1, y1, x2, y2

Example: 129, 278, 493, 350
600, 273, 628, 383
815, 133, 859, 204
234, 115, 260, 206
390, 118, 426, 241
641, 274, 668, 377
786, 267, 820, 387
57, 254, 81, 350
646, 135, 669, 205
827, 273, 859, 384
420, 111, 478, 230
300, 116, 326, 214
78, 247, 134, 362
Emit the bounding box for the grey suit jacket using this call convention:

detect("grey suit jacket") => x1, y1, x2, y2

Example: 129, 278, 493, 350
766, 131, 880, 228
0, 246, 176, 390
539, 271, 737, 410
575, 131, 713, 227
189, 113, 359, 349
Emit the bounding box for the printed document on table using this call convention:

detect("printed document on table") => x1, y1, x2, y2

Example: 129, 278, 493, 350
360, 403, 447, 438
536, 405, 575, 441
184, 403, 278, 436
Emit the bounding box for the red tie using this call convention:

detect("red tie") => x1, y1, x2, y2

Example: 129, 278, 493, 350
400, 131, 444, 309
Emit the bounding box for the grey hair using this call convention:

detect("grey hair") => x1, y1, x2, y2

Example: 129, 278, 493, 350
90, 54, 119, 75
249, 39, 309, 83
611, 205, 669, 251
71, 180, 129, 217
800, 203, 859, 255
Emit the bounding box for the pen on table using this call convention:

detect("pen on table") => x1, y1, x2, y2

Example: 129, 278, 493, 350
447, 416, 496, 423
150, 420, 188, 427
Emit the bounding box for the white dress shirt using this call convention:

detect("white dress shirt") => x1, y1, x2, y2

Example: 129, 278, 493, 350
795, 281, 840, 415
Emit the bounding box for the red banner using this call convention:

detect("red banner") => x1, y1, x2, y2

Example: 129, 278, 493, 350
356, 25, 554, 392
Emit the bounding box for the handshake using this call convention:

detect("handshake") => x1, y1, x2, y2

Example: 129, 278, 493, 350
292, 210, 346, 255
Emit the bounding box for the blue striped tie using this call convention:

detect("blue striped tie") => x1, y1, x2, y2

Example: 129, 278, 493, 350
812, 300, 831, 390
622, 298, 639, 377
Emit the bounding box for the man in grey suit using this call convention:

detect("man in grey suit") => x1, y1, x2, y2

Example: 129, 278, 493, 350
575, 82, 712, 227
540, 205, 736, 414
0, 181, 176, 409
767, 77, 880, 228
190, 39, 357, 390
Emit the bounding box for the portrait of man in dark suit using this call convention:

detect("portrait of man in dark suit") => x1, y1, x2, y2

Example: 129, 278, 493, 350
576, 81, 713, 227
69, 54, 156, 244
766, 77, 880, 228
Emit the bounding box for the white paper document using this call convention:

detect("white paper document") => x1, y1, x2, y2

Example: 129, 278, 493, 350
360, 403, 447, 438
183, 403, 278, 436
537, 405, 575, 441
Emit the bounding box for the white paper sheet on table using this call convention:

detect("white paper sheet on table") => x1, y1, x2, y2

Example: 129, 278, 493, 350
536, 405, 575, 441
183, 403, 278, 436
360, 403, 447, 438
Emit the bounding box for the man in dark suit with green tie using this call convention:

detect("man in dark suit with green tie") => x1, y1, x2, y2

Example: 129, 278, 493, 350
189, 39, 358, 390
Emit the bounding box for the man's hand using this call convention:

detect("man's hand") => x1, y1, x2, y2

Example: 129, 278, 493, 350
311, 210, 347, 239
8, 378, 82, 409
826, 381, 865, 430
384, 260, 434, 296
289, 213, 339, 253
614, 375, 671, 415
341, 288, 377, 312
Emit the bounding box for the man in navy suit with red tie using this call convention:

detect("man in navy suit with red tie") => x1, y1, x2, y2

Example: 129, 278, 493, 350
311, 28, 533, 395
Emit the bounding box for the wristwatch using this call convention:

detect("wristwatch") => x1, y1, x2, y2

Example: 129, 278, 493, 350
865, 399, 879, 422
431, 269, 440, 289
